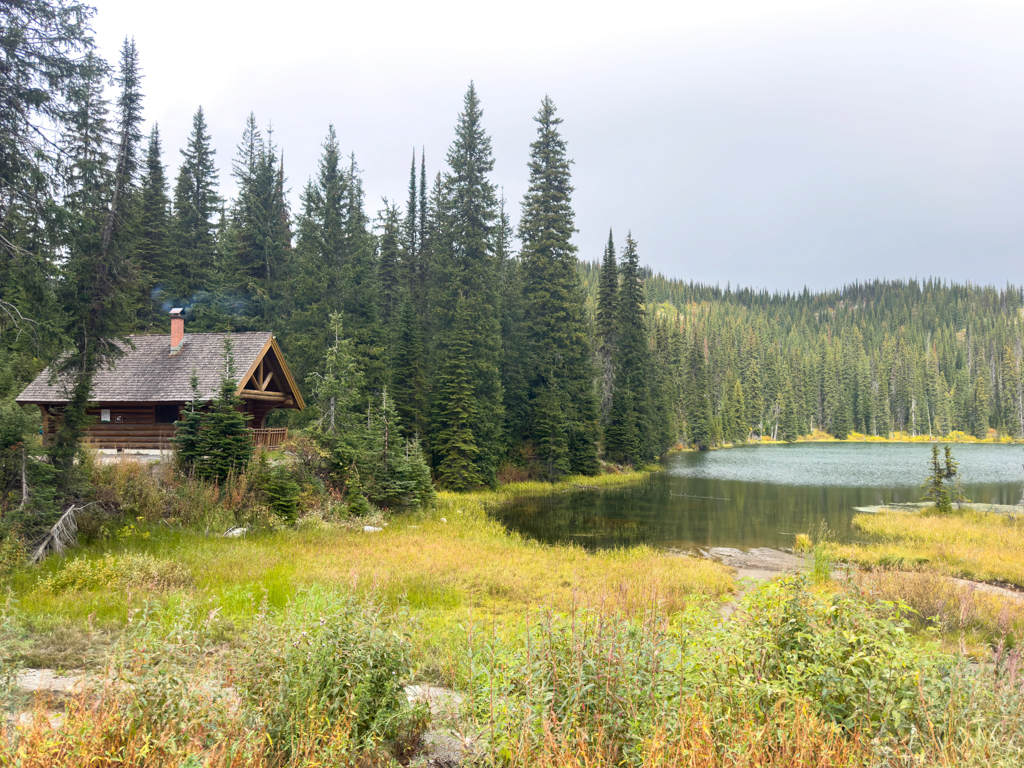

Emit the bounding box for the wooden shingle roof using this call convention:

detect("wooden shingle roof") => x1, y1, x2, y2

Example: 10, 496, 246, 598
17, 332, 293, 405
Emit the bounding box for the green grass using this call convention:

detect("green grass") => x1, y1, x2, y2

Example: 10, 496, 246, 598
2, 470, 733, 680
832, 506, 1024, 587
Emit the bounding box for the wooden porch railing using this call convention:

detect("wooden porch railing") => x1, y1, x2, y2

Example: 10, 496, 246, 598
250, 427, 288, 449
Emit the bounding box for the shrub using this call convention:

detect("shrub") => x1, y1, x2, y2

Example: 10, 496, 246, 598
251, 460, 302, 524
41, 552, 192, 593
91, 459, 164, 521
241, 589, 426, 759
0, 526, 25, 579
463, 578, 971, 764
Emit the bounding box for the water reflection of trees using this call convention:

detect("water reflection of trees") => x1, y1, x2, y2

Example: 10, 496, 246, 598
494, 470, 1021, 551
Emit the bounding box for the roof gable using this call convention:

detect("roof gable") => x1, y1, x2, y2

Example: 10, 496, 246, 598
17, 332, 303, 409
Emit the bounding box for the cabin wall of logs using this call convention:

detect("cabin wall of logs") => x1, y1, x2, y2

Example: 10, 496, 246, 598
39, 397, 286, 451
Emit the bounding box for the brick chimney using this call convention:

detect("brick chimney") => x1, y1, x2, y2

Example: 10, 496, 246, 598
170, 308, 185, 355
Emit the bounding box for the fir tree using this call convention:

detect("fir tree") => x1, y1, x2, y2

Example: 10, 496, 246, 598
432, 298, 483, 490
687, 328, 714, 450
596, 230, 618, 424
518, 96, 599, 477
51, 50, 140, 490
171, 107, 220, 301
137, 124, 171, 323
973, 367, 991, 439
605, 234, 651, 465
921, 443, 951, 512
377, 202, 402, 324
429, 83, 504, 485
390, 292, 427, 441
199, 340, 253, 481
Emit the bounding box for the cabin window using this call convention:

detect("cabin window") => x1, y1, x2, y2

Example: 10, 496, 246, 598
155, 404, 179, 424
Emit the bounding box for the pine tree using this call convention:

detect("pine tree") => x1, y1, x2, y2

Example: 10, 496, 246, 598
171, 107, 220, 301
596, 230, 618, 424
432, 298, 483, 490
429, 83, 504, 485
921, 443, 951, 512
390, 292, 427, 441
605, 234, 651, 465
973, 367, 991, 439
200, 340, 253, 481
51, 48, 141, 490
518, 96, 599, 478
377, 202, 402, 324
137, 124, 171, 324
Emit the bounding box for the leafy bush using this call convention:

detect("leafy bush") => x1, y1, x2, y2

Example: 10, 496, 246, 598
42, 552, 192, 593
463, 577, 974, 764
0, 596, 18, 708
0, 526, 25, 579
241, 589, 426, 759
91, 459, 164, 521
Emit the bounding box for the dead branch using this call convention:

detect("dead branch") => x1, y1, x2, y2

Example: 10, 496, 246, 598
29, 504, 85, 563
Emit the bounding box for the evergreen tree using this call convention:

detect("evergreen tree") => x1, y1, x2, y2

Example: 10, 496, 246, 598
171, 107, 220, 301
605, 234, 651, 465
361, 388, 435, 508
50, 49, 140, 490
377, 202, 403, 325
226, 113, 288, 324
136, 124, 171, 324
429, 83, 504, 486
497, 195, 529, 453
687, 328, 714, 450
596, 230, 618, 424
973, 367, 991, 439
432, 298, 483, 490
518, 96, 599, 477
921, 443, 951, 512
390, 292, 427, 441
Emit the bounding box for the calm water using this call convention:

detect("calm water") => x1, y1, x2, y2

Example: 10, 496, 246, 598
491, 443, 1024, 551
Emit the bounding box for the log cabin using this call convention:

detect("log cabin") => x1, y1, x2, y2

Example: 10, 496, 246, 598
16, 310, 305, 451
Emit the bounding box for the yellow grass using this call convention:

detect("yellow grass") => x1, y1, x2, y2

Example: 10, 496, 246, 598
832, 508, 1024, 587
7, 473, 733, 677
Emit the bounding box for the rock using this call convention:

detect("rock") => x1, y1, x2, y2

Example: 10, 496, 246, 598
222, 526, 248, 538
15, 669, 85, 694
363, 525, 383, 533
440, 518, 447, 523
405, 685, 475, 767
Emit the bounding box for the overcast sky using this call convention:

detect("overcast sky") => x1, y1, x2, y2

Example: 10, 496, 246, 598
88, 0, 1023, 293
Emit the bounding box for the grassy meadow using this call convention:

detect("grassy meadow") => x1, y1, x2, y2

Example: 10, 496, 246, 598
3, 459, 1024, 766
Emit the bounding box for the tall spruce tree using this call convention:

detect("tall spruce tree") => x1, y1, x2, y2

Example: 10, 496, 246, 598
171, 107, 220, 302
428, 83, 504, 486
136, 124, 171, 324
497, 194, 529, 453
605, 234, 651, 466
518, 96, 599, 477
377, 202, 403, 326
51, 47, 142, 490
226, 113, 288, 324
596, 229, 618, 424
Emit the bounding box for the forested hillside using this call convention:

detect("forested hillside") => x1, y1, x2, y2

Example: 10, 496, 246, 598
579, 264, 1024, 447
2, 3, 1022, 498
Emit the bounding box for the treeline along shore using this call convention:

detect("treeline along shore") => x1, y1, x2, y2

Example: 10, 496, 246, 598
2, 7, 1023, 496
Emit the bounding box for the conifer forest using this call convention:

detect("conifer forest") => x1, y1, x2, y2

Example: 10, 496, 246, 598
2, 1, 1023, 497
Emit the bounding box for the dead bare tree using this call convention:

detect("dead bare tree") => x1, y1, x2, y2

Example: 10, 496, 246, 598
29, 504, 84, 563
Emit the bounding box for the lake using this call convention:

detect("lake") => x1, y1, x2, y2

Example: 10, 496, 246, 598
490, 443, 1024, 551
